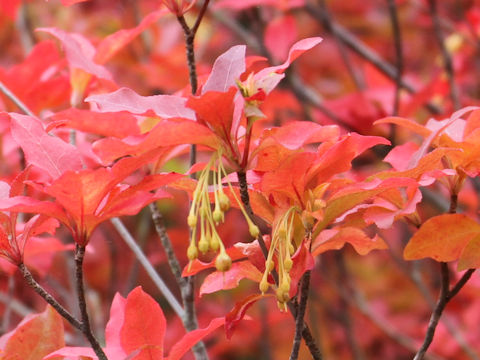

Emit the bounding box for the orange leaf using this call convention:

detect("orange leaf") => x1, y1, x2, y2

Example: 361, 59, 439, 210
404, 214, 480, 262
312, 227, 387, 257
0, 305, 65, 360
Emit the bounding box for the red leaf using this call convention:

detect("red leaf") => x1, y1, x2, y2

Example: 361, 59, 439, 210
0, 305, 65, 360
187, 87, 237, 142
225, 293, 272, 339
47, 108, 141, 138
202, 45, 246, 94
167, 318, 225, 360
86, 87, 195, 120
199, 261, 263, 296
120, 286, 166, 360
9, 113, 83, 179
404, 214, 480, 262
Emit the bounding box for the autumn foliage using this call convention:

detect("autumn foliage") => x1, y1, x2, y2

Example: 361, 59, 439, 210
1, 1, 480, 359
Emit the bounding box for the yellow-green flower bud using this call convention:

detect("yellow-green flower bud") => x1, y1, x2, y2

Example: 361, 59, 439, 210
213, 207, 223, 224
259, 279, 269, 294
187, 244, 198, 260
215, 252, 232, 272
187, 214, 197, 228
218, 192, 230, 212
249, 223, 260, 238
198, 238, 209, 253
284, 258, 293, 271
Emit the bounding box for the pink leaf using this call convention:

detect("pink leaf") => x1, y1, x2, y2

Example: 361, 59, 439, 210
256, 37, 322, 78
167, 318, 225, 360
199, 261, 263, 296
264, 15, 297, 62
202, 45, 246, 94
9, 113, 83, 179
86, 88, 195, 120
37, 27, 112, 81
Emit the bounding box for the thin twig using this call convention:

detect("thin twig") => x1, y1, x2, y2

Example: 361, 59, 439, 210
74, 245, 107, 360
0, 80, 36, 117
289, 270, 312, 360
15, 2, 34, 55
0, 291, 32, 318
18, 263, 82, 330
428, 0, 460, 110
386, 0, 404, 117
110, 217, 185, 318
306, 0, 442, 115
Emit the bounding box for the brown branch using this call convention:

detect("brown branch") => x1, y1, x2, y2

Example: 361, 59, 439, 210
19, 262, 82, 330
74, 245, 107, 360
428, 0, 460, 110
289, 270, 312, 360
414, 263, 450, 360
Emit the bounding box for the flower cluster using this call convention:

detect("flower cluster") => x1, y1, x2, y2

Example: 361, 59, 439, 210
260, 207, 299, 311
187, 151, 259, 272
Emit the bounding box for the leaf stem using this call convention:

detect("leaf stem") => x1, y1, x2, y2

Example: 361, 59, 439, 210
74, 245, 108, 360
